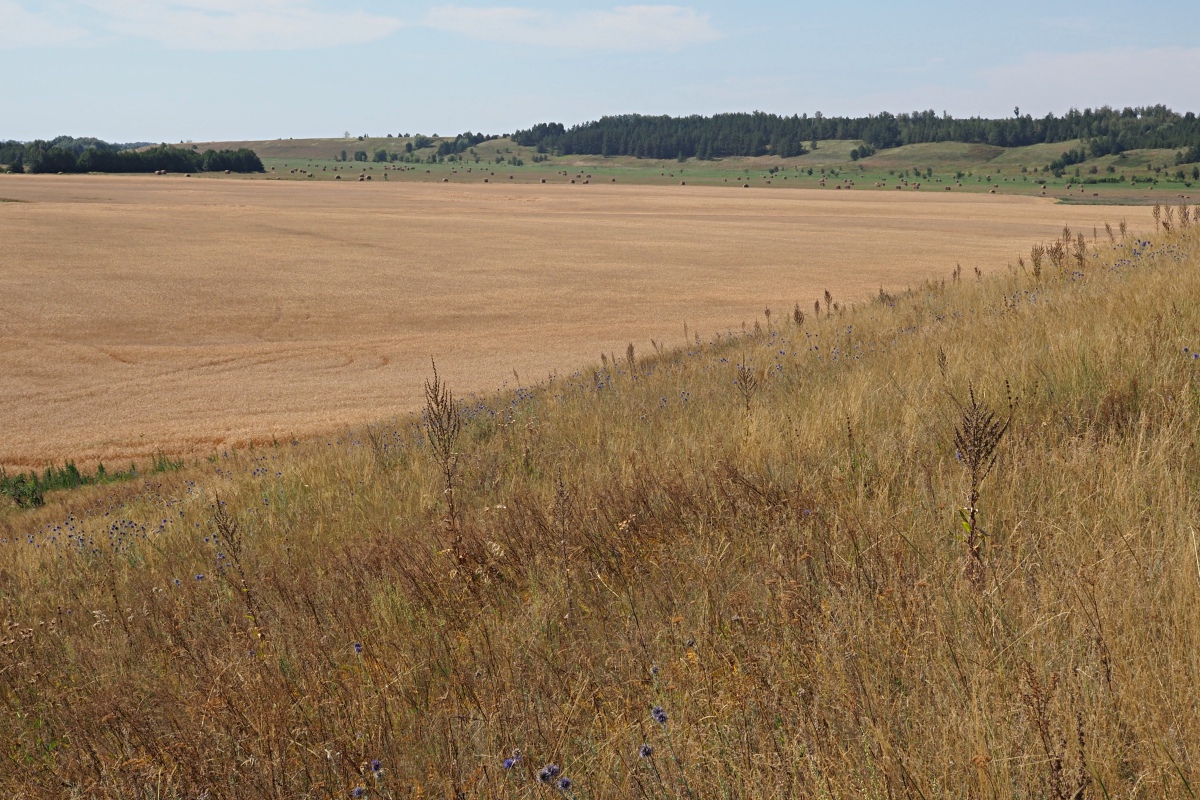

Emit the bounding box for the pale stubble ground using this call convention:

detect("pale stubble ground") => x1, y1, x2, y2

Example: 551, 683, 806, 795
0, 175, 1147, 469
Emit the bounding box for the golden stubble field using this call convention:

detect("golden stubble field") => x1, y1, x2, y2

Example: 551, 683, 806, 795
0, 175, 1147, 470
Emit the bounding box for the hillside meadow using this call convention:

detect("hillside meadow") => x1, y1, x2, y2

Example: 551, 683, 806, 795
178, 134, 1198, 203
0, 195, 1198, 796
0, 176, 1146, 472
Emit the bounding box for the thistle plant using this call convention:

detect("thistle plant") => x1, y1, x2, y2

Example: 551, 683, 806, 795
1030, 244, 1044, 280
1047, 241, 1066, 273
210, 498, 265, 638
648, 705, 693, 799
424, 359, 462, 546
636, 742, 670, 800
792, 302, 805, 326
734, 355, 760, 411
952, 385, 1011, 586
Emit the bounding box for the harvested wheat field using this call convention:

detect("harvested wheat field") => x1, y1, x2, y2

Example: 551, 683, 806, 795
0, 175, 1147, 469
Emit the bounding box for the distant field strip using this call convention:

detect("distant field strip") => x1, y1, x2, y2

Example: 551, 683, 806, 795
0, 175, 1148, 469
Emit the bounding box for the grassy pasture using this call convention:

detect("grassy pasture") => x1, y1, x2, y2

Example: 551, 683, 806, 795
178, 135, 1200, 205
0, 175, 1150, 473
1, 201, 1198, 796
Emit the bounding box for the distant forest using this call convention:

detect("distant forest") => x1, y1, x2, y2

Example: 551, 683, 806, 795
1, 136, 263, 174
513, 106, 1200, 162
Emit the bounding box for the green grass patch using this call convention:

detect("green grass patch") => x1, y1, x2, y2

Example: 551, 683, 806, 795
0, 452, 184, 508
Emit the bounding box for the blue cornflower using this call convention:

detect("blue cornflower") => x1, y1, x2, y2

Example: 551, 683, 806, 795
651, 705, 668, 725
350, 787, 366, 798
503, 757, 517, 770
353, 642, 363, 654
638, 743, 654, 759
557, 776, 573, 791
537, 764, 560, 783
369, 759, 382, 775
195, 574, 205, 580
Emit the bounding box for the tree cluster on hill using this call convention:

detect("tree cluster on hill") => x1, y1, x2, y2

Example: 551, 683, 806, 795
1177, 143, 1200, 165
433, 131, 497, 158
1, 138, 262, 174
0, 136, 151, 165
513, 106, 1200, 160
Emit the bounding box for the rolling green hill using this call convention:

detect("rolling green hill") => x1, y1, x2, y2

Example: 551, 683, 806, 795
167, 134, 1200, 204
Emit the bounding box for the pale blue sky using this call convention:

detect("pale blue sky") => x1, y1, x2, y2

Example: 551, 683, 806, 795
3, 0, 1199, 142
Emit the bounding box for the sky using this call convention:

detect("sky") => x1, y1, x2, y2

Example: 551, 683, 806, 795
3, 0, 1199, 142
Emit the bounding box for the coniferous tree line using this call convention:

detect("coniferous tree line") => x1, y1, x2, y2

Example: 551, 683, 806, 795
1, 137, 263, 174
513, 106, 1200, 161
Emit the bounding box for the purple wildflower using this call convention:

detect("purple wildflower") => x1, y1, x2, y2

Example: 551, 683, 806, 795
651, 705, 668, 725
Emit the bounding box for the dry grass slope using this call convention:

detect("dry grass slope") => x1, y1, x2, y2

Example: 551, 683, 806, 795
2, 205, 1200, 798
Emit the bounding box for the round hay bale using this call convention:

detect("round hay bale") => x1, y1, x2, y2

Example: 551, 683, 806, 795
541, 178, 546, 183
224, 169, 231, 174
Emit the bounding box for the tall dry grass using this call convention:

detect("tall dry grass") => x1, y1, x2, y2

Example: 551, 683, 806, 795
2, 207, 1199, 798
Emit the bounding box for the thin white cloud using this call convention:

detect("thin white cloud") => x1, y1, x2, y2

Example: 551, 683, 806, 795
82, 0, 402, 51
424, 4, 721, 52
0, 1, 89, 47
